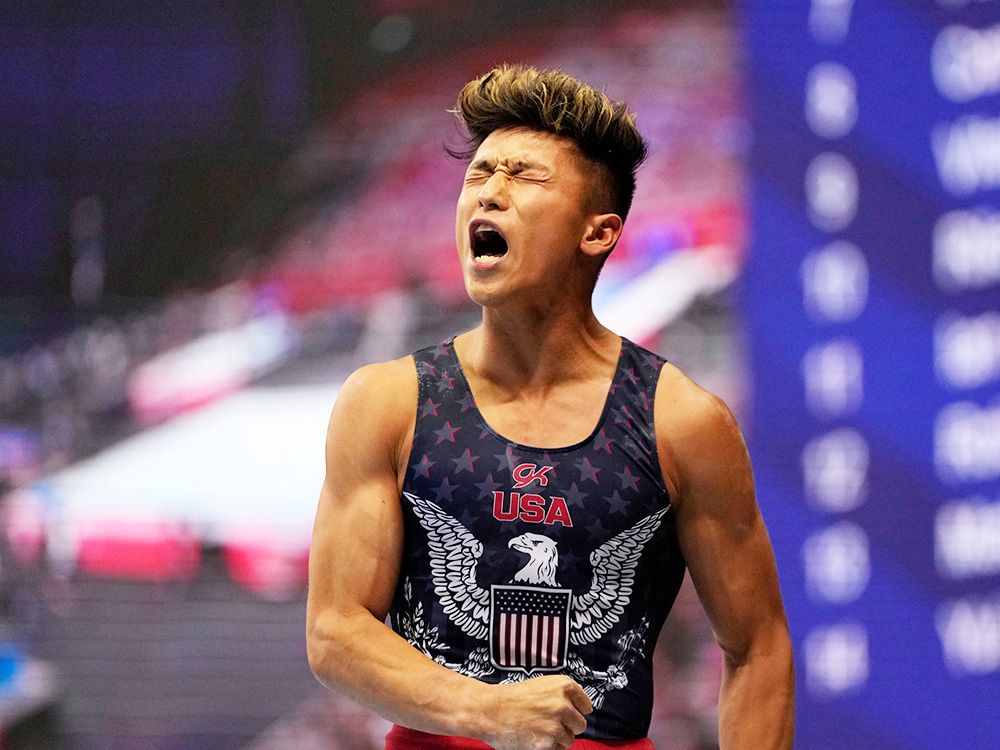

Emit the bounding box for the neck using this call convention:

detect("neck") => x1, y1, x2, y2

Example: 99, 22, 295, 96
458, 296, 620, 392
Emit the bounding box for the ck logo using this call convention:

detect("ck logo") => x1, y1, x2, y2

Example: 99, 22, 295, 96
512, 463, 555, 489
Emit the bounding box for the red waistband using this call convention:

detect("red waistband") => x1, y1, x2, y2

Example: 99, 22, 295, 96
385, 725, 655, 750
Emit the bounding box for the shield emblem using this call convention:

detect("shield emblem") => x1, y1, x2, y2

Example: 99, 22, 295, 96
490, 584, 572, 672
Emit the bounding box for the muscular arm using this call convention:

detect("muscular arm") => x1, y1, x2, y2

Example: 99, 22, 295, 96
306, 358, 591, 749
656, 367, 794, 750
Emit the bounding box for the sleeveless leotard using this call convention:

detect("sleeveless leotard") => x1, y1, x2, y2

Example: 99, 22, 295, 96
388, 337, 686, 742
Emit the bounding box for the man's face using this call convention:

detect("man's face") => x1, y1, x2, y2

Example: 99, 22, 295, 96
455, 127, 597, 308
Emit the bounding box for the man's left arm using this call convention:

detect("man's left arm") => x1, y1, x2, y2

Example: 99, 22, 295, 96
655, 369, 794, 749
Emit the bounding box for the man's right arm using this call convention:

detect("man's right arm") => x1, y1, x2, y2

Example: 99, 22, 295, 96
305, 358, 592, 750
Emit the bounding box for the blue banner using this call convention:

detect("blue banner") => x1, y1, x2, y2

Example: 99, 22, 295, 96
740, 0, 1000, 747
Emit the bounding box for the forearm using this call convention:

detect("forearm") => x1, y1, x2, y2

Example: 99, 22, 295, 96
307, 607, 492, 739
718, 623, 795, 750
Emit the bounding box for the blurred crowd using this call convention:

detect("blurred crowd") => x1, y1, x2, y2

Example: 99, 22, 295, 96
0, 285, 268, 479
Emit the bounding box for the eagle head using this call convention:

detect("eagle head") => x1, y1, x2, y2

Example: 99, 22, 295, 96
508, 533, 559, 586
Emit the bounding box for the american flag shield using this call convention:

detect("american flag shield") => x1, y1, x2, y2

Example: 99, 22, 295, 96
490, 584, 572, 672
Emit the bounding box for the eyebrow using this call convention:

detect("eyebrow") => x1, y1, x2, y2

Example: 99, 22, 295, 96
468, 157, 544, 173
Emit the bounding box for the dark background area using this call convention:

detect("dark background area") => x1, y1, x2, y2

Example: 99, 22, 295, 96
0, 0, 671, 311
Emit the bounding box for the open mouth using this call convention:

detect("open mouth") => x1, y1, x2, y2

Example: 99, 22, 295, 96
470, 221, 509, 262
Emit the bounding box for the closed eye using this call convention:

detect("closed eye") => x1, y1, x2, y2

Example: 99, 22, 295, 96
512, 173, 547, 184
464, 172, 491, 186
464, 157, 549, 185
464, 170, 546, 185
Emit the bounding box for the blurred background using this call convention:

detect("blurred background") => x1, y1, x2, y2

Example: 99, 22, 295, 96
0, 0, 997, 748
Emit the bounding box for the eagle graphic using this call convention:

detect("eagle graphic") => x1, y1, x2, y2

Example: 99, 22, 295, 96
403, 491, 668, 649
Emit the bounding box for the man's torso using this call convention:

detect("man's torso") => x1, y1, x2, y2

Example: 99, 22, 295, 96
389, 337, 686, 740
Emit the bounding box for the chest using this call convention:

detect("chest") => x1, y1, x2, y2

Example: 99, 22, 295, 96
473, 379, 612, 449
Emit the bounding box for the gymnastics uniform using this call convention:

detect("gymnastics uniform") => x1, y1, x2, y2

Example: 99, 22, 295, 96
386, 338, 685, 748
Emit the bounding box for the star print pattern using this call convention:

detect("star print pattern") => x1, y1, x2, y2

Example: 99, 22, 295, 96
620, 434, 642, 460
644, 492, 665, 515
617, 466, 640, 493
614, 406, 633, 429
474, 473, 502, 500
412, 454, 435, 479
434, 478, 456, 502
420, 399, 440, 418
593, 429, 614, 453
394, 337, 678, 732
434, 422, 459, 444
607, 490, 630, 515
557, 546, 583, 572
451, 449, 479, 474
638, 390, 652, 412
587, 517, 609, 543
574, 456, 601, 484
562, 482, 588, 509
458, 507, 477, 528
494, 449, 521, 476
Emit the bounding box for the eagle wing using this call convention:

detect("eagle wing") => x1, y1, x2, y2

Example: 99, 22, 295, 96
570, 507, 669, 646
403, 492, 490, 640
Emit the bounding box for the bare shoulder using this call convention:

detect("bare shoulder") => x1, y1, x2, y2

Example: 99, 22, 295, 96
327, 355, 419, 472
653, 362, 748, 505
654, 362, 740, 436
334, 355, 418, 424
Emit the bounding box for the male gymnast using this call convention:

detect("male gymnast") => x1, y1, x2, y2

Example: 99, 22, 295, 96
307, 65, 794, 750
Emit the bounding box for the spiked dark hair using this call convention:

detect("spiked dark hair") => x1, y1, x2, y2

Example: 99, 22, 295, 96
450, 65, 648, 220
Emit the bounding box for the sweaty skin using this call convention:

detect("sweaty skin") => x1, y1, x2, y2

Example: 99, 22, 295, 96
306, 127, 793, 749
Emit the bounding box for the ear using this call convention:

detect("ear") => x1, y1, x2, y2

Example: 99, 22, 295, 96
580, 213, 624, 259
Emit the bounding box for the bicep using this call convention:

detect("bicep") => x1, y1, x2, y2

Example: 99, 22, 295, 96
667, 394, 786, 661
307, 365, 414, 629
309, 474, 404, 624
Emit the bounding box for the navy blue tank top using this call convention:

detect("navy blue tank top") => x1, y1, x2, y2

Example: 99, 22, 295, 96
390, 337, 686, 740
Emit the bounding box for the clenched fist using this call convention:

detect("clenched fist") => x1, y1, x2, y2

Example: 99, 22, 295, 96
479, 675, 594, 750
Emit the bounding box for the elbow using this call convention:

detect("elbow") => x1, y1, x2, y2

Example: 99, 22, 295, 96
719, 620, 795, 745
306, 619, 331, 686
305, 624, 325, 680
722, 618, 793, 672
306, 606, 382, 690
306, 611, 350, 689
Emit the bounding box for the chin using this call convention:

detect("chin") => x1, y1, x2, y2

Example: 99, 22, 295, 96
464, 272, 554, 311
464, 285, 499, 309
464, 278, 514, 309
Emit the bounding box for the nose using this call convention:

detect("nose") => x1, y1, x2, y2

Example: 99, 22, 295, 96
478, 171, 510, 211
